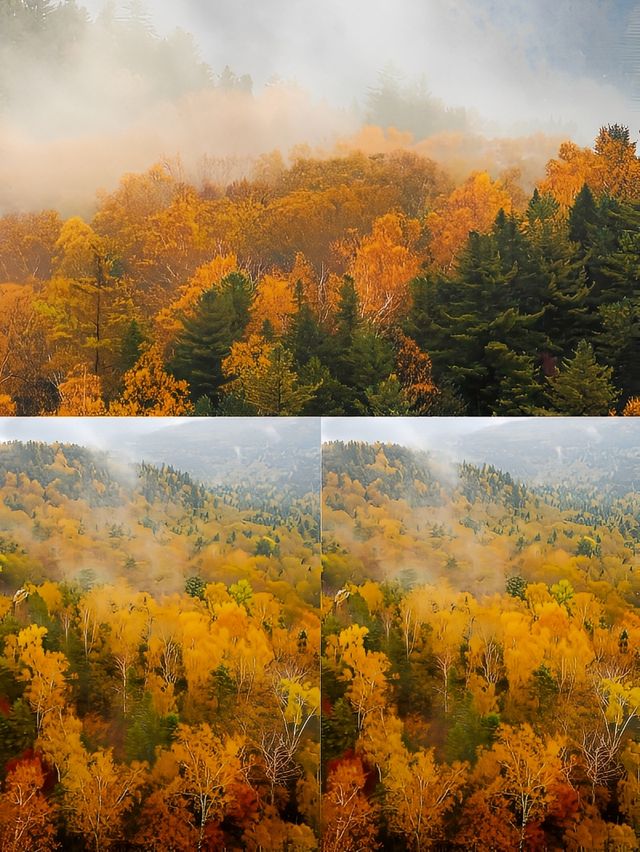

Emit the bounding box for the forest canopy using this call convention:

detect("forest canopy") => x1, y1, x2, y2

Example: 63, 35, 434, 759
1, 125, 640, 416
322, 437, 640, 850
0, 438, 321, 849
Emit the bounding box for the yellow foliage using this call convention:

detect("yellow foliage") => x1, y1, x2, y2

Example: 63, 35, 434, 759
0, 394, 16, 415
426, 171, 512, 270
57, 366, 106, 415
154, 253, 239, 349
349, 212, 421, 326
248, 273, 297, 335
108, 345, 193, 415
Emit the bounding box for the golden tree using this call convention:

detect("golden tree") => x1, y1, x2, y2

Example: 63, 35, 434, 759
477, 724, 568, 852
63, 748, 146, 852
166, 724, 246, 852
349, 212, 421, 327
108, 345, 193, 415
322, 758, 379, 852
56, 366, 106, 415
0, 759, 59, 852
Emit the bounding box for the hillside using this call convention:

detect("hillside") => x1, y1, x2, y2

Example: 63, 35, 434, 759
322, 439, 640, 851
323, 439, 640, 602
456, 417, 640, 494
0, 440, 320, 850
126, 417, 321, 501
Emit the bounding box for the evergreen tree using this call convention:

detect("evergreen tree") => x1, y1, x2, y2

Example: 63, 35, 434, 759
595, 298, 640, 397
522, 191, 590, 352
342, 327, 395, 410
170, 274, 251, 404
429, 230, 545, 413
285, 282, 323, 367
364, 374, 414, 415
333, 276, 359, 349
242, 343, 320, 415
118, 319, 145, 376
569, 184, 600, 249
170, 288, 234, 403
484, 342, 545, 415
547, 340, 618, 415
299, 358, 351, 416
404, 274, 448, 360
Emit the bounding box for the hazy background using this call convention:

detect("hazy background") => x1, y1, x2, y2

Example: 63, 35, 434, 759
0, 417, 322, 494
324, 416, 640, 492
2, 0, 640, 215
322, 416, 512, 451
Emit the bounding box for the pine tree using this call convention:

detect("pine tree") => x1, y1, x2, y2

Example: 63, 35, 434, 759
119, 319, 145, 376
484, 342, 544, 415
521, 191, 590, 352
343, 327, 395, 407
595, 299, 640, 398
285, 282, 323, 367
430, 230, 546, 413
569, 184, 600, 249
364, 375, 414, 415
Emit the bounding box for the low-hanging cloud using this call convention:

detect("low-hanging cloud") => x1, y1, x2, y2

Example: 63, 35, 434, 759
2, 0, 639, 216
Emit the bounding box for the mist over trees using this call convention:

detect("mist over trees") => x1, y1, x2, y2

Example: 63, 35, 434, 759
0, 438, 321, 848
322, 437, 640, 850
0, 123, 640, 416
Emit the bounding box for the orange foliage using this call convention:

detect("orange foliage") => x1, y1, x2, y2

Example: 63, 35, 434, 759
540, 130, 640, 208
395, 335, 438, 412
348, 213, 421, 326
248, 274, 297, 336
108, 345, 193, 415
426, 171, 512, 270
322, 757, 379, 852
154, 253, 239, 349
0, 759, 58, 852
57, 367, 106, 416
622, 397, 640, 416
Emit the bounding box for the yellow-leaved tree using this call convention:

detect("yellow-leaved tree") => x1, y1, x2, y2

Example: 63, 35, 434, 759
108, 345, 193, 415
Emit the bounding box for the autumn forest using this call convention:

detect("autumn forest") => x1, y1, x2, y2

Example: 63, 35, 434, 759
322, 424, 640, 850
2, 2, 640, 417
0, 420, 321, 850
3, 0, 640, 848
4, 126, 640, 418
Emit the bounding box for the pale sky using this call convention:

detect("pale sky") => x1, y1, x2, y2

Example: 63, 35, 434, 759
0, 417, 317, 453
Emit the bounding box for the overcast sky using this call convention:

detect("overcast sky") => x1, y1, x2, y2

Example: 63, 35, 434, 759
321, 416, 516, 450
0, 417, 313, 452
0, 417, 186, 450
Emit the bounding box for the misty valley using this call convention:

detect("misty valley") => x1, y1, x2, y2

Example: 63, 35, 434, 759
0, 433, 321, 850
322, 431, 640, 850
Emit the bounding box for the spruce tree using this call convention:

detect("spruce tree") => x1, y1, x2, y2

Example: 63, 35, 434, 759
170, 273, 252, 403
569, 184, 600, 249
170, 288, 235, 403
547, 340, 618, 415
285, 282, 323, 367
242, 343, 320, 415
119, 319, 145, 375
429, 230, 546, 413
484, 342, 545, 415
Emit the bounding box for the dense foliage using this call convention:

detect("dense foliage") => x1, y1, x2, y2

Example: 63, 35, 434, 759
0, 441, 320, 850
2, 124, 640, 416
322, 440, 640, 849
